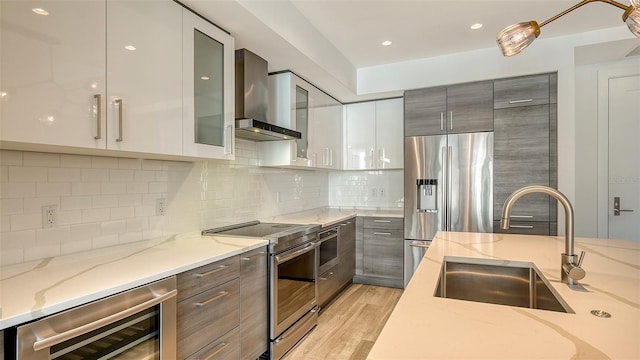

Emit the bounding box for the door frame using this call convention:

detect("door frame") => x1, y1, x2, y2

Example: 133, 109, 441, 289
596, 66, 640, 238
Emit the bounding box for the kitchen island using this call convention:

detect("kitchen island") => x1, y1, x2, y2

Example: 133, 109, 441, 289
368, 231, 640, 359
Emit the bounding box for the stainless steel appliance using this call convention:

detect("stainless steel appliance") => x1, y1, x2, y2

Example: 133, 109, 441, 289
14, 276, 177, 359
203, 221, 321, 360
404, 133, 493, 286
318, 227, 339, 275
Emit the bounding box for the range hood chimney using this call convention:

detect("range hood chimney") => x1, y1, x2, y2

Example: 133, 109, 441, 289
235, 49, 301, 141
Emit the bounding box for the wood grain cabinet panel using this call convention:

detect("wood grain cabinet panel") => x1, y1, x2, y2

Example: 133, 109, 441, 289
404, 81, 493, 136
363, 228, 404, 280
177, 255, 240, 302
493, 104, 551, 222
240, 247, 268, 360
494, 74, 550, 109
185, 326, 240, 360
177, 278, 240, 359
404, 86, 447, 136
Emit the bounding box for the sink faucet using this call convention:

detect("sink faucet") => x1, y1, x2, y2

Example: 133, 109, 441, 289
500, 185, 586, 285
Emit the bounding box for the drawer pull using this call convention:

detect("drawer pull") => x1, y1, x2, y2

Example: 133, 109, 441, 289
373, 232, 392, 236
198, 342, 228, 360
320, 272, 335, 280
510, 215, 533, 219
194, 291, 229, 308
373, 220, 391, 223
193, 265, 228, 278
241, 251, 266, 261
509, 225, 534, 229
508, 99, 533, 104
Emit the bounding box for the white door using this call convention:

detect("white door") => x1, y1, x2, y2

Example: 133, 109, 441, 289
607, 74, 640, 241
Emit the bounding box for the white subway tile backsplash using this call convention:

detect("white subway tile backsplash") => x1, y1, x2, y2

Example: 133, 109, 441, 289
71, 223, 101, 241
134, 170, 156, 182
61, 196, 92, 210
24, 152, 60, 167
82, 169, 109, 182
10, 213, 41, 231
61, 236, 92, 254
101, 183, 126, 195
127, 182, 148, 194
0, 150, 23, 166
1, 215, 10, 232
82, 208, 110, 223
58, 210, 82, 226
60, 154, 92, 168
72, 183, 102, 196
1, 198, 23, 215
110, 169, 134, 182
48, 168, 82, 182
9, 167, 47, 182
91, 156, 118, 169
0, 166, 8, 182
101, 220, 127, 235
148, 182, 167, 193
92, 195, 119, 209
92, 234, 119, 249
24, 197, 60, 213
142, 159, 162, 171
110, 206, 134, 220
118, 158, 141, 170
118, 194, 142, 207
119, 231, 142, 244
37, 183, 71, 197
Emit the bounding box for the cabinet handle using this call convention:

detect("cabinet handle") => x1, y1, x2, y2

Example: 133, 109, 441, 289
370, 148, 374, 168
449, 111, 453, 130
324, 148, 330, 166
373, 220, 391, 223
241, 252, 266, 261
509, 99, 533, 104
373, 232, 392, 236
193, 264, 228, 278
198, 342, 228, 360
378, 148, 382, 168
510, 215, 533, 219
440, 112, 444, 131
194, 290, 229, 307
93, 94, 102, 140
320, 272, 335, 280
509, 225, 534, 229
224, 124, 233, 155
115, 98, 123, 142
329, 148, 333, 167
340, 222, 351, 226
292, 142, 298, 162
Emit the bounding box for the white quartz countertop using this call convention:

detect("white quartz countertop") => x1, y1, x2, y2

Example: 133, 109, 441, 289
0, 233, 268, 330
262, 206, 403, 228
368, 231, 640, 359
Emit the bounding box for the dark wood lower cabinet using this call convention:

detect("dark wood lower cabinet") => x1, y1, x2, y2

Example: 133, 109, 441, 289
177, 246, 268, 360
355, 216, 404, 288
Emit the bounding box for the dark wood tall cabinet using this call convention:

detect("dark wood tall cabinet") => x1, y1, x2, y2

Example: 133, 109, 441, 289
493, 73, 558, 236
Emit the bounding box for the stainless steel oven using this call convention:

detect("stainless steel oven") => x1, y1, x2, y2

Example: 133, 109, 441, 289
202, 221, 321, 360
318, 227, 339, 275
14, 276, 176, 360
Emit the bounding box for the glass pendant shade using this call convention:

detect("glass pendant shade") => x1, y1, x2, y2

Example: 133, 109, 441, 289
624, 7, 640, 38
496, 21, 541, 57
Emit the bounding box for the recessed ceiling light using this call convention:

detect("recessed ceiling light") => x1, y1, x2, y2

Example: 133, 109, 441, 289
124, 45, 136, 51
470, 23, 483, 30
200, 76, 210, 80
381, 40, 392, 46
32, 8, 49, 16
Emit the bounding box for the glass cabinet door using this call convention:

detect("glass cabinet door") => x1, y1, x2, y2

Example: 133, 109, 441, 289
182, 8, 234, 159
295, 85, 309, 159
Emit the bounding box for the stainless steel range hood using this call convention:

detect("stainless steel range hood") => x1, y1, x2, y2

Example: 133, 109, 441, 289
235, 49, 301, 141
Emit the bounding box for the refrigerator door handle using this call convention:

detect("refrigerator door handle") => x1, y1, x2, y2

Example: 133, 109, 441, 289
442, 148, 448, 231
447, 145, 453, 231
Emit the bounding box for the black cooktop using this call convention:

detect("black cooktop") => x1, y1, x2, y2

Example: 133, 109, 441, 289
203, 222, 301, 237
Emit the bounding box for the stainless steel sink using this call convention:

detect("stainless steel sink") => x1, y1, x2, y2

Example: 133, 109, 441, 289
434, 256, 573, 313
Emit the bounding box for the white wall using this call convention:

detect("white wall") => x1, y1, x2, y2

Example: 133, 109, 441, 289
328, 169, 403, 209
358, 26, 638, 235
0, 140, 328, 265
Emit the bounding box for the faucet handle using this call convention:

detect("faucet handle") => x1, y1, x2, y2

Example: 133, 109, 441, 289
577, 250, 586, 267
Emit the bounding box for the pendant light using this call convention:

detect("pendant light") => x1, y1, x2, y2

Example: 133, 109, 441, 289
497, 0, 640, 57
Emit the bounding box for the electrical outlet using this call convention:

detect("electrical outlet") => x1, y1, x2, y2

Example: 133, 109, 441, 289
379, 188, 386, 198
371, 188, 379, 197
42, 205, 57, 228
156, 198, 166, 216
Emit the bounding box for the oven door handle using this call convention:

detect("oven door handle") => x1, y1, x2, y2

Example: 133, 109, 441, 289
33, 289, 177, 352
275, 242, 318, 264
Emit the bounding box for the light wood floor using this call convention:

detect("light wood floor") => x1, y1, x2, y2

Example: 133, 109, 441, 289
283, 284, 403, 360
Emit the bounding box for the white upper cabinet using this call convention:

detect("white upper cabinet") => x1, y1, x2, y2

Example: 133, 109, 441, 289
375, 98, 404, 169
308, 88, 342, 169
106, 0, 183, 155
182, 8, 235, 160
0, 0, 106, 149
345, 98, 404, 170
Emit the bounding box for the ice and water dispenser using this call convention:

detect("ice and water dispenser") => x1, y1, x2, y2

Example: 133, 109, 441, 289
416, 179, 437, 212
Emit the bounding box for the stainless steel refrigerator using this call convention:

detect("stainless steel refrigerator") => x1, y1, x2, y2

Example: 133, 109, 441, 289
404, 133, 493, 286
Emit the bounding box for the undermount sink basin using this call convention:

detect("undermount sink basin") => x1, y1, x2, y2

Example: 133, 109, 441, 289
434, 256, 573, 313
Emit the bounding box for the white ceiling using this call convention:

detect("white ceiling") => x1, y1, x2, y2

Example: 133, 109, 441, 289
183, 0, 635, 101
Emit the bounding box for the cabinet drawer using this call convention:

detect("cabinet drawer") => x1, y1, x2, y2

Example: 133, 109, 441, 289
177, 278, 240, 358
494, 74, 550, 109
177, 255, 240, 301
493, 221, 550, 236
318, 265, 343, 308
363, 232, 403, 279
186, 327, 240, 360
363, 217, 404, 230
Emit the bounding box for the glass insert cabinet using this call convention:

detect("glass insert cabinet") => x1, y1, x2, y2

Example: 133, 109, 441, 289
182, 8, 235, 159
